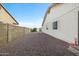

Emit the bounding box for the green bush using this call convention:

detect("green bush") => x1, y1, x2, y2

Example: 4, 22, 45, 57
31, 28, 37, 32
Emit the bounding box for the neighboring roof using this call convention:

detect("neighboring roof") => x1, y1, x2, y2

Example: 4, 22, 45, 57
42, 3, 62, 26
0, 4, 19, 25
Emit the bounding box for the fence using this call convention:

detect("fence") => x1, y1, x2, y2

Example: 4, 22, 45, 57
0, 23, 30, 46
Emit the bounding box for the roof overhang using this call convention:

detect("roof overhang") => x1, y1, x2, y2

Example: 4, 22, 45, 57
0, 4, 19, 25
42, 3, 62, 26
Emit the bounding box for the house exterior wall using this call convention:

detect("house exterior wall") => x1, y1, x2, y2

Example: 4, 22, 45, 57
42, 3, 79, 44
0, 5, 17, 25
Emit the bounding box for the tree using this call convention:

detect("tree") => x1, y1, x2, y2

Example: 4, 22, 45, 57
31, 28, 37, 32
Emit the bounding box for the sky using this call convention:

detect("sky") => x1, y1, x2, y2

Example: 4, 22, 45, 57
2, 3, 50, 28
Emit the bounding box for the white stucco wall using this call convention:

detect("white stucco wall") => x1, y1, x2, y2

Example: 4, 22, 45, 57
42, 3, 79, 44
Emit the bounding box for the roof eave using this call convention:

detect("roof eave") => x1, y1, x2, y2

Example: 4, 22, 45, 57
0, 4, 19, 25
42, 3, 62, 26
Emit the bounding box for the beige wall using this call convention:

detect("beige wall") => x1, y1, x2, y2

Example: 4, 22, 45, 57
0, 23, 8, 46
0, 23, 30, 46
0, 5, 17, 25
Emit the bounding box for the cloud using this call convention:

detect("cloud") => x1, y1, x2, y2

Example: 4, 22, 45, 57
18, 22, 41, 28
18, 18, 43, 28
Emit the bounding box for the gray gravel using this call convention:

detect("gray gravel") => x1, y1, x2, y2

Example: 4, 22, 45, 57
0, 32, 75, 56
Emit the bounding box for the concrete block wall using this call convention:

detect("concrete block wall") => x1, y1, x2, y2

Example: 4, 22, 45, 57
0, 23, 30, 45
8, 25, 25, 42
0, 23, 8, 45
24, 27, 31, 34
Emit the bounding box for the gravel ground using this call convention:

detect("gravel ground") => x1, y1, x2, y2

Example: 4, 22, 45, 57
0, 32, 75, 56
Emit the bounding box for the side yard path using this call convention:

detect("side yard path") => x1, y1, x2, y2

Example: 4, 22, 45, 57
0, 32, 75, 56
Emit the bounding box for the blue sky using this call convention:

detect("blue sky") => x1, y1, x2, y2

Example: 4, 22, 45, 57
2, 3, 50, 28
